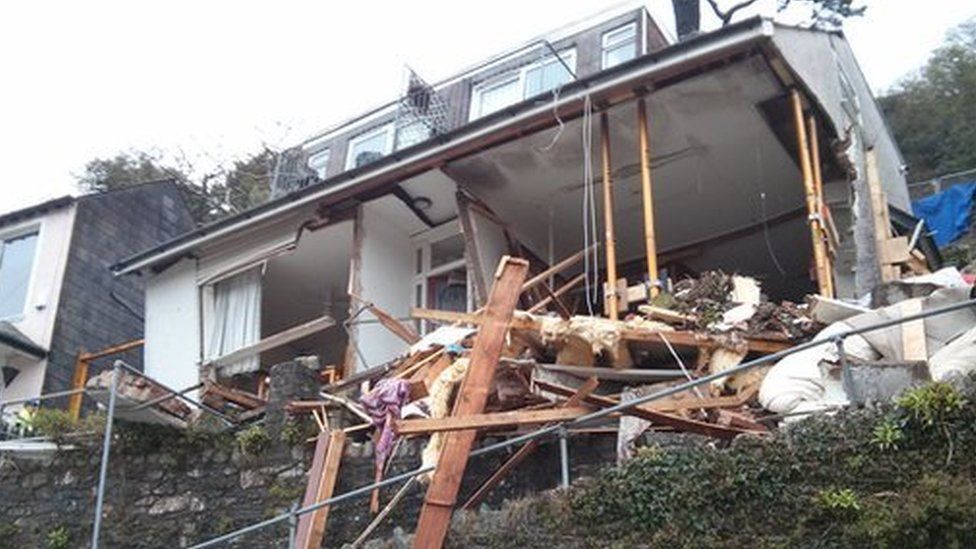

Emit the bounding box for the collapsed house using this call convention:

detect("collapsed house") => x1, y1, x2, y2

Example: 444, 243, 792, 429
101, 5, 953, 548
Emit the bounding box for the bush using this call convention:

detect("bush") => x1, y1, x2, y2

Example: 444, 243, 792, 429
45, 526, 70, 549
236, 425, 271, 456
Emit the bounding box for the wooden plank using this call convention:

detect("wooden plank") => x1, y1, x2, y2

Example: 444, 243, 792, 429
637, 304, 695, 325
791, 91, 833, 297
296, 430, 344, 548
413, 256, 529, 549
539, 379, 758, 413
299, 429, 346, 549
600, 112, 620, 320
410, 307, 791, 354
900, 299, 927, 361
350, 291, 420, 344
79, 339, 144, 361
207, 314, 335, 369
636, 98, 660, 297
534, 363, 684, 382
521, 245, 596, 294
461, 377, 599, 510
528, 273, 585, 314
865, 149, 897, 282
203, 381, 267, 409
880, 236, 911, 265
534, 380, 759, 439
395, 407, 591, 435
67, 352, 88, 421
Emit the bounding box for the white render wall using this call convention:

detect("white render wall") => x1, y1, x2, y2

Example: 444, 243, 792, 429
144, 258, 200, 392
1, 204, 77, 403
352, 199, 419, 373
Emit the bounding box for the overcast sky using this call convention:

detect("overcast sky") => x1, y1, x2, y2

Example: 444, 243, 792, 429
1, 0, 973, 214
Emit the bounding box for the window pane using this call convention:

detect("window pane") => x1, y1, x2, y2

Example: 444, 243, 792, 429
396, 121, 431, 150
430, 234, 465, 270
603, 43, 635, 68
525, 57, 574, 98
427, 266, 467, 313
349, 130, 390, 168
0, 232, 38, 318
307, 150, 330, 179
477, 77, 521, 117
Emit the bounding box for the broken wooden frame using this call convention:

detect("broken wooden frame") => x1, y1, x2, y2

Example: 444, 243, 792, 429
202, 314, 336, 371
68, 338, 145, 421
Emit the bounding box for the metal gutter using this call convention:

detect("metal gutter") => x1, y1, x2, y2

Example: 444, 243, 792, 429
0, 322, 47, 359
114, 17, 774, 276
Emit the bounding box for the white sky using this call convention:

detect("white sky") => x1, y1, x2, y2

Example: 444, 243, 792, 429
0, 0, 973, 214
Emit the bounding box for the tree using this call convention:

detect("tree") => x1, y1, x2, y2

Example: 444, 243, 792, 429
672, 0, 865, 38
880, 19, 976, 182
75, 148, 277, 224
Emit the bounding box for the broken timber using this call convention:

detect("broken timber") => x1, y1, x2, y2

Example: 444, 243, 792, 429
295, 429, 346, 549
395, 406, 592, 435
413, 256, 529, 549
410, 307, 791, 354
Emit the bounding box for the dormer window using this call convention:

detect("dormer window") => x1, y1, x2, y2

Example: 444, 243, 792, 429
602, 23, 637, 69
307, 149, 331, 179
345, 123, 395, 170
469, 49, 576, 120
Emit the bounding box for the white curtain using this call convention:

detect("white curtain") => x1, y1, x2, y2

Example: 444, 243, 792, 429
207, 266, 262, 375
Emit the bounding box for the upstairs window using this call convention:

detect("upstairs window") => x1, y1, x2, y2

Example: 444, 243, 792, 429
345, 124, 395, 170
602, 23, 637, 69
0, 230, 39, 319
470, 49, 576, 120
307, 149, 330, 179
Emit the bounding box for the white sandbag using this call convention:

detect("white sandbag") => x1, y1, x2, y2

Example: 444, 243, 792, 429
759, 322, 877, 415
929, 325, 976, 381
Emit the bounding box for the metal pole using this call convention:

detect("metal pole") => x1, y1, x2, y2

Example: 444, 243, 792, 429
558, 427, 570, 488
287, 502, 298, 549
91, 361, 120, 549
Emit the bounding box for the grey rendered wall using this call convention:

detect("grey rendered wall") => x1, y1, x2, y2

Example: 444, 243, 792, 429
42, 181, 196, 397
771, 27, 910, 210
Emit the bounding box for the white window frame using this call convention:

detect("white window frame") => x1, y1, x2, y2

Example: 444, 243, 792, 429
307, 149, 331, 179
344, 123, 395, 170
411, 223, 472, 334
602, 22, 637, 69
0, 222, 42, 322
469, 48, 577, 121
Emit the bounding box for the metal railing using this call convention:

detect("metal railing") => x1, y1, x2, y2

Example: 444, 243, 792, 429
177, 297, 976, 548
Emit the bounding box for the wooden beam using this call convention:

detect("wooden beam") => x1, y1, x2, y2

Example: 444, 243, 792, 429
350, 291, 420, 344
900, 299, 927, 361
203, 381, 267, 409
528, 272, 585, 314
79, 339, 144, 362
539, 379, 759, 413
807, 114, 835, 297
600, 112, 620, 320
521, 244, 596, 294
533, 363, 684, 383
461, 377, 599, 510
67, 351, 88, 421
410, 307, 791, 354
534, 380, 761, 440
296, 429, 346, 549
790, 90, 833, 297
413, 256, 529, 549
395, 407, 591, 435
206, 314, 335, 369
865, 149, 899, 281
636, 98, 660, 297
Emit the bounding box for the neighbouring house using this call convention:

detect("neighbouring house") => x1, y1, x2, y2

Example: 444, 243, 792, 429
112, 5, 925, 397
0, 181, 195, 416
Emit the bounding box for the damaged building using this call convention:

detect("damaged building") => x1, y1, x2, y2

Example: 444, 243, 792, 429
115, 7, 920, 390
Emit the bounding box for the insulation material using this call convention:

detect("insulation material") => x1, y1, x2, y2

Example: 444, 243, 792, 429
420, 357, 470, 481
703, 340, 749, 394
539, 315, 672, 368
616, 386, 652, 463
929, 325, 976, 382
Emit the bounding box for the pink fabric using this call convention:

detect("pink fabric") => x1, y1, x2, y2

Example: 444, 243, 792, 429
360, 378, 411, 467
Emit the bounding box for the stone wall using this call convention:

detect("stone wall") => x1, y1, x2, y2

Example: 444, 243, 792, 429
0, 422, 616, 548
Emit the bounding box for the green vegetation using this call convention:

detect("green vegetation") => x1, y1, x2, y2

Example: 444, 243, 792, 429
236, 425, 272, 457
447, 381, 976, 548
881, 18, 976, 182
45, 526, 70, 549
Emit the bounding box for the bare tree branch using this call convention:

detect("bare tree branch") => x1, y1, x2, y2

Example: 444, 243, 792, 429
705, 0, 762, 25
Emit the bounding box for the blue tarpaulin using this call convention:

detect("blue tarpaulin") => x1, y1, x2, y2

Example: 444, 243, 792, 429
912, 182, 976, 248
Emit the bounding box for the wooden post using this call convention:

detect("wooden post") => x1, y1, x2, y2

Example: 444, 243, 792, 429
865, 148, 899, 282
636, 98, 660, 297
67, 352, 88, 421
806, 115, 835, 298
599, 112, 620, 319
790, 90, 832, 297
412, 256, 530, 549
296, 429, 346, 549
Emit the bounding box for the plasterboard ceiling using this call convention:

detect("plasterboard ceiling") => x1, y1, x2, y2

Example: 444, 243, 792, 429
398, 169, 459, 227
445, 57, 808, 279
